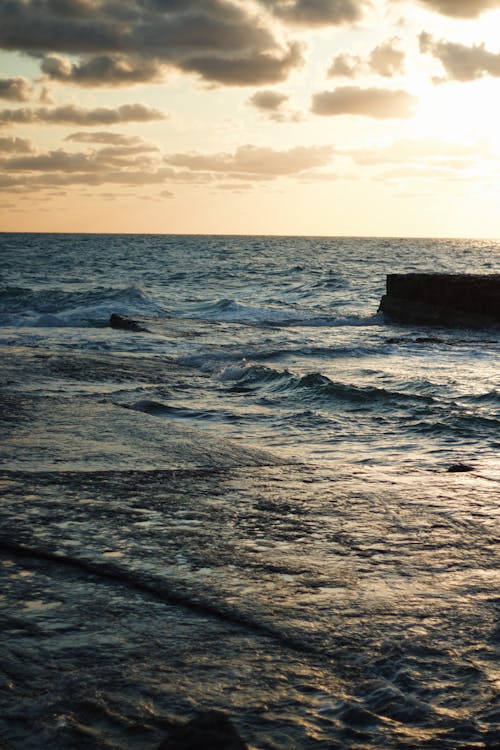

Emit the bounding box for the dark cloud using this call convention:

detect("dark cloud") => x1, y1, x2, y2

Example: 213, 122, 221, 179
312, 86, 417, 118
249, 90, 289, 112
248, 88, 302, 122
0, 135, 35, 153
0, 0, 305, 87
0, 103, 167, 127
164, 144, 334, 176
260, 0, 367, 26
416, 0, 500, 18
328, 39, 405, 79
419, 33, 500, 81
40, 54, 164, 86
0, 77, 32, 101
178, 42, 303, 86
4, 149, 108, 172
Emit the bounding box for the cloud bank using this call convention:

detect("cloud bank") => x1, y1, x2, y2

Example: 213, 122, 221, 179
0, 103, 167, 127
0, 0, 315, 87
0, 136, 335, 194
164, 144, 334, 176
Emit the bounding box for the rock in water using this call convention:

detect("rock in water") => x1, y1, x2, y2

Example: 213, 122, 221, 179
109, 313, 148, 332
158, 711, 248, 750
379, 273, 500, 326
447, 463, 474, 473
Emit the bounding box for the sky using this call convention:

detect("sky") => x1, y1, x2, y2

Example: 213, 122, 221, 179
0, 0, 499, 237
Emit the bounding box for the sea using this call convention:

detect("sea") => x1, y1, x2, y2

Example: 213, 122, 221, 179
0, 233, 499, 749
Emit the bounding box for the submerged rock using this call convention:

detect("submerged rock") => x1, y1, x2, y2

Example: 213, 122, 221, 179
379, 273, 500, 327
158, 711, 248, 750
109, 313, 148, 332
447, 463, 474, 473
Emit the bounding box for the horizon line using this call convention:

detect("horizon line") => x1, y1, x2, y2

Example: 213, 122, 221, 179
1, 230, 499, 242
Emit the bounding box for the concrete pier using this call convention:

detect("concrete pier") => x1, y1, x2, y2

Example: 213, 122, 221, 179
379, 273, 500, 326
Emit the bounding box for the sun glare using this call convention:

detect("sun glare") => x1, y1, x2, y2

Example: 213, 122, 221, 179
415, 79, 500, 155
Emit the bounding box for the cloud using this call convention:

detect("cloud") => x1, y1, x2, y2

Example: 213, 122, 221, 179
248, 88, 302, 122
2, 144, 161, 172
164, 144, 334, 177
4, 149, 108, 173
0, 103, 167, 127
65, 131, 151, 145
40, 54, 164, 87
0, 136, 335, 194
328, 39, 405, 78
0, 77, 33, 102
216, 182, 253, 191
416, 0, 500, 18
178, 42, 304, 86
0, 138, 174, 191
312, 86, 417, 118
328, 53, 361, 78
419, 33, 500, 81
0, 0, 305, 87
369, 39, 405, 77
260, 0, 368, 26
0, 169, 173, 189
249, 90, 289, 112
342, 136, 494, 183
0, 135, 35, 153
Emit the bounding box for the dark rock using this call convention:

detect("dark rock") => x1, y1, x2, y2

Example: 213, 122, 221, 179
157, 711, 248, 750
447, 463, 474, 473
379, 273, 500, 327
109, 313, 148, 332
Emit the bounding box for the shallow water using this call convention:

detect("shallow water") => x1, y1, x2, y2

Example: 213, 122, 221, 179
0, 234, 499, 748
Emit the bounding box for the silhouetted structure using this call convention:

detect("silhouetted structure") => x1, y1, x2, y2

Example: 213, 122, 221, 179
379, 273, 500, 326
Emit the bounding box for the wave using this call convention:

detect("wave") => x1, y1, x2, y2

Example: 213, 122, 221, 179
218, 363, 500, 442
458, 389, 500, 406
123, 399, 247, 424
219, 362, 436, 407
409, 408, 500, 440
181, 297, 383, 328
0, 285, 166, 328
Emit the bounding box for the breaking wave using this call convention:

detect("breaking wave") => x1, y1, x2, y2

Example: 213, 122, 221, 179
0, 285, 166, 328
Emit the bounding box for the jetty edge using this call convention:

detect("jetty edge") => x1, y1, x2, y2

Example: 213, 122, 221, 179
378, 273, 500, 326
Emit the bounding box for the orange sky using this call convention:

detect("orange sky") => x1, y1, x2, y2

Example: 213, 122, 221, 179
1, 0, 499, 237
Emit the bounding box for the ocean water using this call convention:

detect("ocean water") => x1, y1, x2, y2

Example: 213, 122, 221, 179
0, 233, 499, 749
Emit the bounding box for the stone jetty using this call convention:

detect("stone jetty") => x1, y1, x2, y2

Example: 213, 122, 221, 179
379, 273, 500, 326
